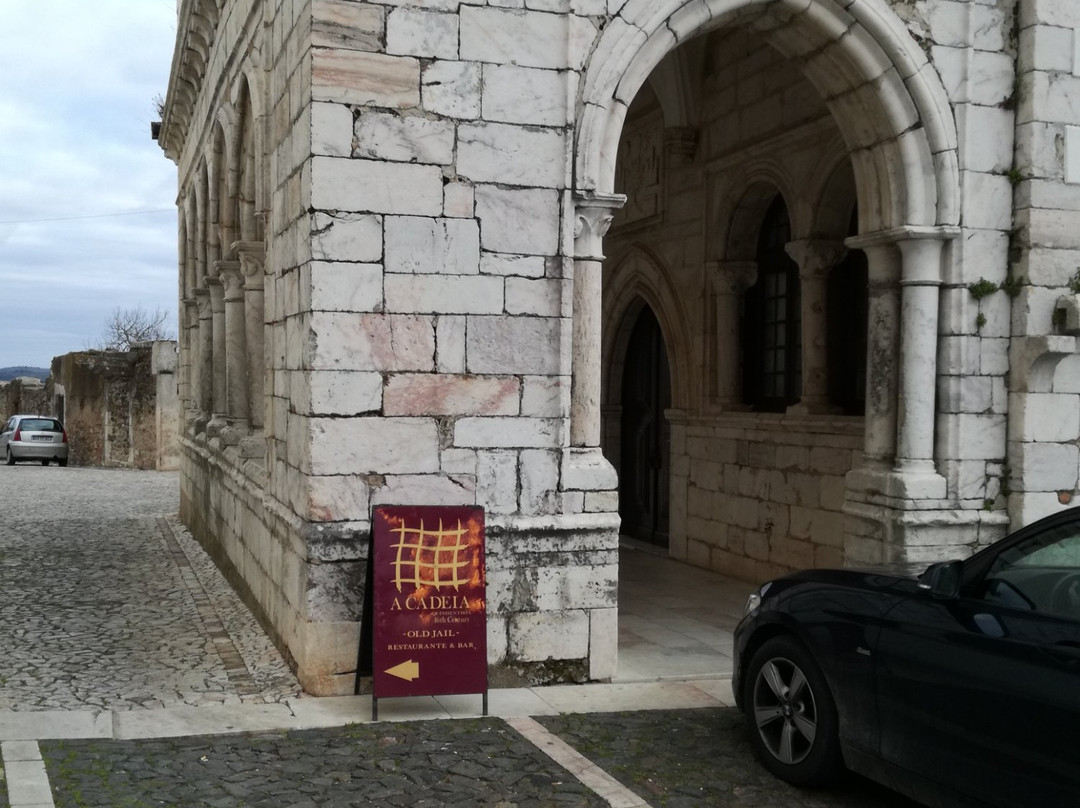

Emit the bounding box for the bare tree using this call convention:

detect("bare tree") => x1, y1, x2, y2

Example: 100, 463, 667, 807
97, 306, 174, 351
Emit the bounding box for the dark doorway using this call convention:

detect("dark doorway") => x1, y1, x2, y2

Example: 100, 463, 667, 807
619, 305, 671, 547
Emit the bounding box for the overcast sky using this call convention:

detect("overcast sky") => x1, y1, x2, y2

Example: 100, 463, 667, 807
0, 2, 179, 369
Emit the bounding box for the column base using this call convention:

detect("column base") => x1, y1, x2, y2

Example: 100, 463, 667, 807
562, 447, 618, 491
846, 464, 947, 503
206, 413, 229, 438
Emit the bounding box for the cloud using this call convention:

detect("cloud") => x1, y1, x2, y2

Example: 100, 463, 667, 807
0, 1, 179, 368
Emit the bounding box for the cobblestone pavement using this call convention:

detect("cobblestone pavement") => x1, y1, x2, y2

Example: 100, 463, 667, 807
0, 466, 922, 808
0, 465, 298, 712
25, 709, 919, 808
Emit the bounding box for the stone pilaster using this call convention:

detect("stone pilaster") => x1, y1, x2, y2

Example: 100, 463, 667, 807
193, 288, 213, 421
785, 240, 848, 415
236, 241, 266, 432
847, 236, 901, 470
707, 260, 756, 410
206, 265, 228, 433
844, 227, 958, 511
181, 297, 198, 415
218, 260, 250, 431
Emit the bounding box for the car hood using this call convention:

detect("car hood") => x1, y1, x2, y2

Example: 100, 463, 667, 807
763, 565, 929, 599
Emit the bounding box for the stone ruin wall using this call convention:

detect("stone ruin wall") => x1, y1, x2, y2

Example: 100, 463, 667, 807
0, 378, 50, 421
50, 343, 179, 470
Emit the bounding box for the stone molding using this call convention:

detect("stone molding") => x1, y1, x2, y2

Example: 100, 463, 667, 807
158, 0, 224, 161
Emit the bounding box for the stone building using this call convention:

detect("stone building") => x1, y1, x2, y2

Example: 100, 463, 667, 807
157, 0, 1080, 694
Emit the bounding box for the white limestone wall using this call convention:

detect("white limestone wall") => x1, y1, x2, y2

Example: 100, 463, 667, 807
1008, 0, 1080, 526
161, 0, 1080, 695
926, 0, 1015, 521
292, 1, 620, 688
673, 417, 863, 582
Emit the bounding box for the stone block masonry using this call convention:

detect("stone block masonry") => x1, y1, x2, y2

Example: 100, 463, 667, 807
159, 0, 1080, 695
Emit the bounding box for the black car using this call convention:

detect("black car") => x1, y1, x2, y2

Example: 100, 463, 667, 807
733, 507, 1080, 808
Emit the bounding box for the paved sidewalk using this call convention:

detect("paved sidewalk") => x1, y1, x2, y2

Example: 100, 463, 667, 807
0, 466, 917, 807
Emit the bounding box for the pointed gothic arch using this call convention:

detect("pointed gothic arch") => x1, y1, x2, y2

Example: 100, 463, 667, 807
602, 245, 693, 413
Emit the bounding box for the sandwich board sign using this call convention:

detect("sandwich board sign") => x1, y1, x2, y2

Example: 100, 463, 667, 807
371, 505, 487, 718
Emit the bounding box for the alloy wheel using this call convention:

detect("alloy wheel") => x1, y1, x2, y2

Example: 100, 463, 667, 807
752, 656, 819, 765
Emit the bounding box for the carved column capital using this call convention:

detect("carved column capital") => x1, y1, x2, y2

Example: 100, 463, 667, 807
785, 239, 848, 279
846, 225, 959, 285
215, 260, 245, 301
233, 241, 266, 290
573, 191, 627, 261
707, 260, 758, 295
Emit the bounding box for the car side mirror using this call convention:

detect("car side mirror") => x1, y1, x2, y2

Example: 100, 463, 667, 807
919, 560, 962, 599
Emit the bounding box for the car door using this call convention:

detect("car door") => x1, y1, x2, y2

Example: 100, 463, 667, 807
873, 516, 1080, 808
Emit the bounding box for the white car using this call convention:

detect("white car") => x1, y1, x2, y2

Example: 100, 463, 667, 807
1, 414, 69, 466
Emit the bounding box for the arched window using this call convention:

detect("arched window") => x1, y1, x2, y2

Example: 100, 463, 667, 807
743, 196, 801, 411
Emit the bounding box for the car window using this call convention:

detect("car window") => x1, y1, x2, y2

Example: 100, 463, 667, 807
980, 522, 1080, 620
18, 419, 61, 432
996, 523, 1080, 568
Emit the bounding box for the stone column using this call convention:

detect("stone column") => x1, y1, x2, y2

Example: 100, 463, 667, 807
895, 233, 953, 476
181, 298, 198, 414
193, 288, 213, 418
785, 240, 848, 415
206, 266, 228, 431
707, 261, 756, 410
571, 192, 626, 448
845, 226, 958, 491
217, 260, 250, 429
235, 241, 266, 431
846, 235, 901, 469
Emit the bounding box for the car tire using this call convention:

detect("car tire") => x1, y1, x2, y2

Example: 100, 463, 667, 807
58, 458, 68, 467
5, 447, 13, 466
744, 634, 842, 787
41, 459, 49, 466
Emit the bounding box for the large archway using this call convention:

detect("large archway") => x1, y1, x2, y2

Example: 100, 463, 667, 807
576, 0, 959, 231
581, 0, 962, 587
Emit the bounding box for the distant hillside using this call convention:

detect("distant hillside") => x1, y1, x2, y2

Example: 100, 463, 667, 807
0, 367, 49, 382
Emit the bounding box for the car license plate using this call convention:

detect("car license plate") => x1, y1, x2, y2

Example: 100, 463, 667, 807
31, 435, 51, 441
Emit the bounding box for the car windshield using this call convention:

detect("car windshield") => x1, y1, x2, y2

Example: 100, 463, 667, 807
19, 419, 61, 432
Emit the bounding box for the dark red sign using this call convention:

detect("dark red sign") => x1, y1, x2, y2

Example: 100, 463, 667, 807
372, 505, 487, 702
